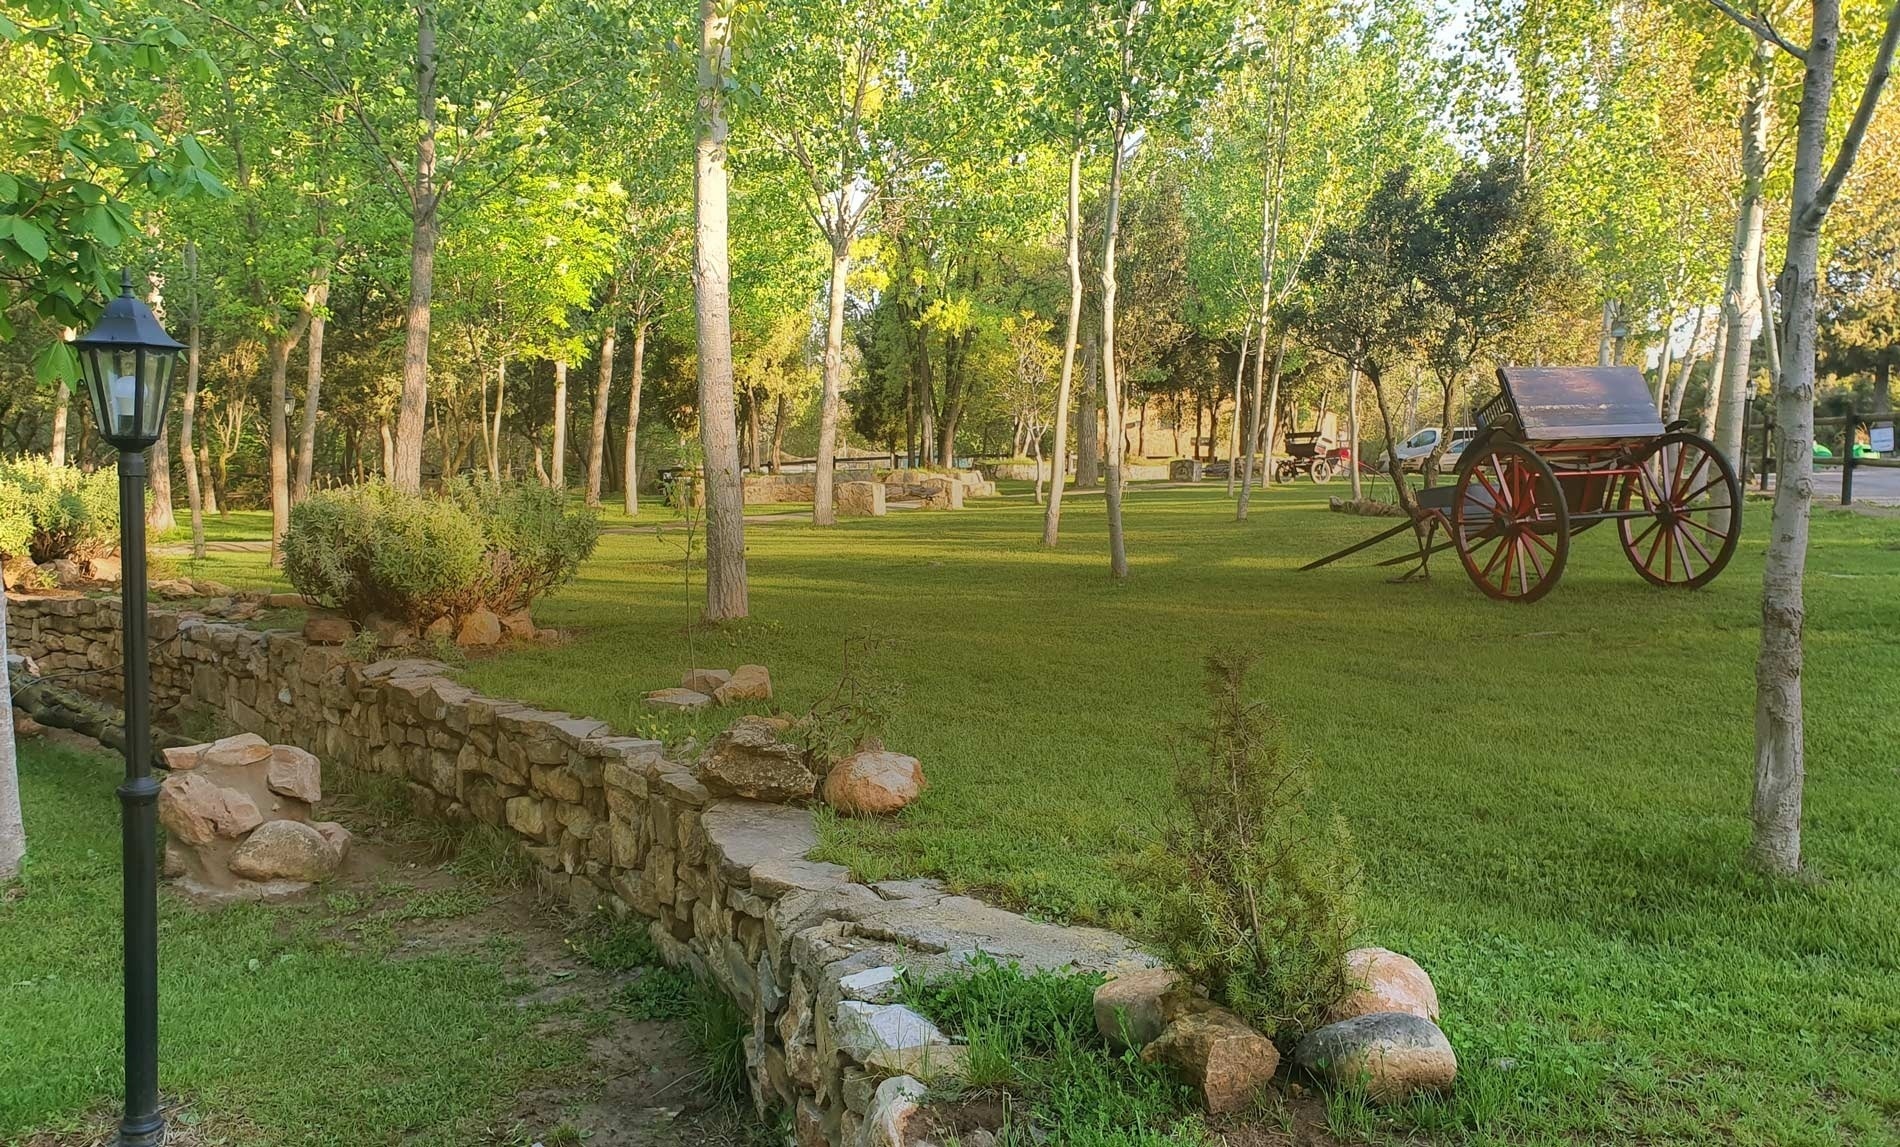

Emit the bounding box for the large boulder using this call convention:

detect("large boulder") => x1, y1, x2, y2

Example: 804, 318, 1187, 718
1140, 1007, 1279, 1115
228, 819, 341, 882
697, 716, 815, 803
714, 663, 773, 705
1293, 1011, 1457, 1103
1327, 947, 1440, 1023
823, 750, 925, 816
158, 772, 264, 845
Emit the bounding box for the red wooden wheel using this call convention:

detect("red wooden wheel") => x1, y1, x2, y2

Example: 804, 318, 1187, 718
1452, 439, 1570, 602
1616, 431, 1741, 588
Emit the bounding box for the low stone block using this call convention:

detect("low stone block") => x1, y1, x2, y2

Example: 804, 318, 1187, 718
1094, 968, 1183, 1049
646, 687, 713, 711
1327, 947, 1440, 1023
1141, 1006, 1279, 1115
229, 820, 340, 882
713, 664, 772, 705
681, 667, 733, 695
832, 1001, 948, 1062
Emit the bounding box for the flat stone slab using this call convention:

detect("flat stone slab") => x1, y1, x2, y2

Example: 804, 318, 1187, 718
833, 1001, 947, 1061
701, 800, 819, 884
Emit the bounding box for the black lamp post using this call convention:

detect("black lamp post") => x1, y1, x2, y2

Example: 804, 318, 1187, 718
73, 269, 183, 1147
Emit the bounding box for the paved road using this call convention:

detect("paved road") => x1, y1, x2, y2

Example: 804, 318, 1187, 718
1772, 463, 1900, 507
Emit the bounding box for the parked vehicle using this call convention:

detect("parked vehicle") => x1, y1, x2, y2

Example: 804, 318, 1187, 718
1393, 426, 1478, 472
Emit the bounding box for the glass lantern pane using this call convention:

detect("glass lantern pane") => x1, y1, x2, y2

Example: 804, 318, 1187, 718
78, 348, 111, 439
110, 348, 141, 439
140, 349, 174, 439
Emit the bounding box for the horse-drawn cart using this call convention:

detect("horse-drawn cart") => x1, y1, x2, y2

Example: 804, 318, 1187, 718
1276, 430, 1338, 484
1303, 366, 1743, 602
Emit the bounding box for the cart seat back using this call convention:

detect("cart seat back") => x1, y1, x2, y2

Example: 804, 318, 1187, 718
1493, 366, 1664, 443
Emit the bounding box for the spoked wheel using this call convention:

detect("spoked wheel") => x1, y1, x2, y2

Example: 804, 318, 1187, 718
1275, 461, 1299, 483
1310, 459, 1335, 484
1616, 431, 1741, 588
1452, 439, 1570, 603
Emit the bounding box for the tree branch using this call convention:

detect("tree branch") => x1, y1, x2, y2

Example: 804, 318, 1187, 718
1705, 0, 1808, 61
1802, 0, 1900, 230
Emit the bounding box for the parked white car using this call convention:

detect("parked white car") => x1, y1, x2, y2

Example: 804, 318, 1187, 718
1393, 426, 1478, 472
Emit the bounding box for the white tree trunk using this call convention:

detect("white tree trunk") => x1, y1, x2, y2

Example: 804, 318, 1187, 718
1226, 320, 1252, 497
1717, 41, 1775, 473
695, 0, 748, 619
813, 237, 850, 527
181, 243, 205, 561
624, 321, 647, 516
1347, 366, 1363, 501
1042, 147, 1084, 547
49, 384, 68, 467
1099, 116, 1131, 580
587, 325, 615, 507
0, 577, 22, 882
551, 360, 569, 490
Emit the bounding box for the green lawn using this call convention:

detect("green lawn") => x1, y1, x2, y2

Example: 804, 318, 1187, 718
0, 741, 587, 1145
125, 481, 1900, 1144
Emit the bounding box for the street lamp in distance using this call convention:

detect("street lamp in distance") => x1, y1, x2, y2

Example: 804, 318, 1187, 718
72, 268, 184, 1147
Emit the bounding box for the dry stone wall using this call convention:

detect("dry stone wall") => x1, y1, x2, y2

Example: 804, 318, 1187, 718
8, 593, 1155, 1143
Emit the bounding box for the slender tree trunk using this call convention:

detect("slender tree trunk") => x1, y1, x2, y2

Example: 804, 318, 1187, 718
392, 3, 439, 494
1748, 0, 1897, 875
1717, 40, 1775, 476
814, 236, 850, 525
266, 315, 310, 566
694, 0, 747, 619
380, 423, 394, 480
0, 579, 21, 882
199, 443, 219, 515
551, 360, 569, 490
49, 384, 67, 466
294, 263, 329, 504
148, 418, 176, 532
1598, 300, 1617, 366
1043, 147, 1085, 545
624, 320, 647, 515
1223, 324, 1254, 501
1261, 333, 1287, 491
1700, 308, 1733, 439
771, 393, 788, 474
1077, 338, 1100, 487
1666, 306, 1708, 420
587, 324, 615, 506
1347, 366, 1363, 500
491, 356, 506, 481
1652, 307, 1677, 411
1099, 112, 1131, 580
181, 242, 205, 560
1236, 327, 1267, 518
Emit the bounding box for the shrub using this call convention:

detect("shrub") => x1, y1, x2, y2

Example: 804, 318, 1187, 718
1137, 650, 1363, 1043
282, 479, 600, 623
0, 457, 120, 564
443, 476, 601, 613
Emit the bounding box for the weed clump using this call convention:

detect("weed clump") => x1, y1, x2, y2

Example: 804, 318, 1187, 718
1139, 650, 1363, 1042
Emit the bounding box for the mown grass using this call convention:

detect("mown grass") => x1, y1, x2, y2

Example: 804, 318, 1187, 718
141, 479, 1900, 1144
0, 740, 585, 1144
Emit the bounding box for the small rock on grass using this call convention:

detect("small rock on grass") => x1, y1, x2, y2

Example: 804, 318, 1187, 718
681, 667, 732, 695
303, 616, 353, 645
713, 663, 771, 704
1293, 1011, 1457, 1103
646, 687, 713, 712
456, 608, 502, 647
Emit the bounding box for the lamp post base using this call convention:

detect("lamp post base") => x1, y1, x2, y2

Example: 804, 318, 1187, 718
114, 1111, 166, 1147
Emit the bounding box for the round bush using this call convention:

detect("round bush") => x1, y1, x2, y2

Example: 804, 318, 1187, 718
0, 457, 121, 564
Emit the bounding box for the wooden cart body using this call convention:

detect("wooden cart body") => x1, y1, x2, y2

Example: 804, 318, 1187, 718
1304, 366, 1743, 602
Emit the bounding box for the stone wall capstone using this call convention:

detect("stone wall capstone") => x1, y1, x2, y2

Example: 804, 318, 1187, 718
7, 593, 1155, 1142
